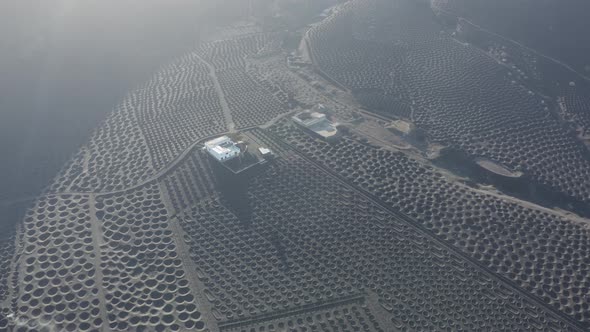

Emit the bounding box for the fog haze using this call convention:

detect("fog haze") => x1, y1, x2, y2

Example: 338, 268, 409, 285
0, 1, 237, 204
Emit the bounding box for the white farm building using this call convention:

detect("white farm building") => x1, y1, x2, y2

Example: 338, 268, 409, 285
204, 136, 241, 162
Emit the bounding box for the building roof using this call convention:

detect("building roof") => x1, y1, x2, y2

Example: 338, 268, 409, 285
204, 136, 241, 162
292, 109, 338, 139
204, 136, 232, 149
292, 111, 327, 127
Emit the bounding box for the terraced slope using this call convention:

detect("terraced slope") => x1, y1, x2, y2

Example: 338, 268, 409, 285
4, 2, 590, 331
432, 0, 590, 75
306, 0, 590, 205
270, 120, 590, 327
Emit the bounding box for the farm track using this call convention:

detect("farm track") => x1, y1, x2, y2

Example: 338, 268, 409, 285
37, 130, 249, 199
195, 54, 236, 132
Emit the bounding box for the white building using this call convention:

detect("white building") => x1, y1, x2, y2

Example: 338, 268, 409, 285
292, 111, 327, 128
292, 105, 338, 139
204, 136, 241, 162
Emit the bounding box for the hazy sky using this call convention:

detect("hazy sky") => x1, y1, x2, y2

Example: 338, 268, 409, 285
0, 0, 246, 202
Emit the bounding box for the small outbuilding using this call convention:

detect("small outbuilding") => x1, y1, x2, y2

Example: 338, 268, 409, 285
292, 105, 338, 140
